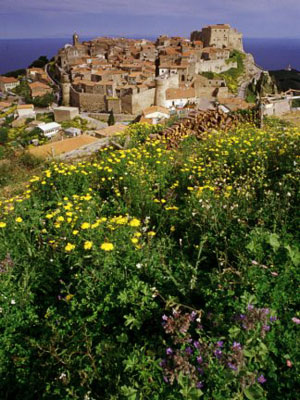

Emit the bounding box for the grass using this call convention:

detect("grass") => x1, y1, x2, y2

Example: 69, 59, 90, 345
0, 119, 299, 399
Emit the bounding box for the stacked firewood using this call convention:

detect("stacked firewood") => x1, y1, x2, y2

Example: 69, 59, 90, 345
156, 109, 258, 148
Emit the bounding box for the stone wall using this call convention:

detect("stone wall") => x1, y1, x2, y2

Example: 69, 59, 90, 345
131, 88, 156, 114
194, 87, 217, 98
54, 107, 79, 122
106, 98, 122, 114
70, 86, 106, 112
263, 99, 291, 116
196, 60, 237, 74
88, 113, 136, 122
121, 88, 156, 114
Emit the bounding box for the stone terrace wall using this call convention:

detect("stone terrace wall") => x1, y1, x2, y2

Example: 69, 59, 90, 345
70, 86, 106, 112
196, 60, 237, 74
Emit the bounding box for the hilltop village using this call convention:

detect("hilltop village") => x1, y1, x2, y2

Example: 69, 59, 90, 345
1, 24, 299, 160
55, 24, 258, 116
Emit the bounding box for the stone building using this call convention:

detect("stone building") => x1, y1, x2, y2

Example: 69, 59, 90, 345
0, 76, 20, 93
53, 106, 79, 122
29, 82, 53, 98
191, 24, 243, 52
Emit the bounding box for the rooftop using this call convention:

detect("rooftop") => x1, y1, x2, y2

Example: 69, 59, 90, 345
166, 87, 195, 100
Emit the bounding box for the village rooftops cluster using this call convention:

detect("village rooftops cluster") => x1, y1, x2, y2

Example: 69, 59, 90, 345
54, 25, 247, 115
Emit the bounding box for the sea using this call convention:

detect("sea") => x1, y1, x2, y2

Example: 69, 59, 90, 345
0, 37, 299, 75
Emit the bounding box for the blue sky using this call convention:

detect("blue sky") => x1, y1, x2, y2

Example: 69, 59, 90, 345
0, 0, 300, 39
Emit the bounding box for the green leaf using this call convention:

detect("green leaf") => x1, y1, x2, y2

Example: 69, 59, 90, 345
244, 385, 264, 400
268, 233, 280, 252
284, 245, 300, 267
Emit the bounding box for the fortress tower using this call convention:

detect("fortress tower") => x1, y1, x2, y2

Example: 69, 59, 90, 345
155, 78, 168, 107
62, 73, 71, 106
191, 24, 243, 52
73, 32, 80, 47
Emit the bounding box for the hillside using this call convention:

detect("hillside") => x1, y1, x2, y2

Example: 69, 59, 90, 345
0, 120, 299, 399
269, 69, 300, 92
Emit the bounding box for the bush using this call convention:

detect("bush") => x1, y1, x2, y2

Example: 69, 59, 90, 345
0, 127, 8, 144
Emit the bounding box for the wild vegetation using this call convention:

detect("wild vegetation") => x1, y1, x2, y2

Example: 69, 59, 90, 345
13, 80, 55, 107
201, 50, 246, 94
0, 118, 299, 399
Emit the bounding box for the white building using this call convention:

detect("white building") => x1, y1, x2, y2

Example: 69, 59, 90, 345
65, 127, 81, 137
0, 77, 20, 93
165, 87, 196, 109
16, 104, 36, 119
141, 106, 170, 124
38, 122, 61, 138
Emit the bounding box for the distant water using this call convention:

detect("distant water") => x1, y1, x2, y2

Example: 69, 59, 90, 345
244, 38, 300, 70
0, 37, 299, 75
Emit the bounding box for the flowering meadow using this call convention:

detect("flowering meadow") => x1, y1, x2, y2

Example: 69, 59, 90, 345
0, 121, 299, 399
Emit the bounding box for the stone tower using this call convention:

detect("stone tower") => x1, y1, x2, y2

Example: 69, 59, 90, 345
155, 78, 167, 107
73, 32, 80, 47
62, 73, 71, 106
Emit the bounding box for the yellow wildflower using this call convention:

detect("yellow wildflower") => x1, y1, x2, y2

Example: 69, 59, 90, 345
0, 222, 7, 228
81, 222, 91, 230
131, 237, 139, 244
72, 230, 79, 235
15, 217, 23, 223
65, 294, 74, 302
129, 218, 140, 227
65, 243, 76, 252
148, 231, 156, 237
84, 241, 93, 250
100, 242, 114, 251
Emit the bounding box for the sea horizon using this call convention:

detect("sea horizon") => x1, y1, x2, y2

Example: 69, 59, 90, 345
0, 36, 299, 74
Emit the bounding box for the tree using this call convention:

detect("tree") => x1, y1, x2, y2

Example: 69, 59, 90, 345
108, 109, 115, 126
0, 127, 8, 144
28, 56, 49, 69
32, 93, 55, 108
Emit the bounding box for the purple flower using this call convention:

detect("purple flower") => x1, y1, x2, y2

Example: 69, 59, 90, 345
159, 359, 166, 367
257, 374, 267, 384
247, 304, 254, 311
163, 376, 169, 383
270, 316, 277, 322
263, 325, 270, 331
216, 341, 224, 348
197, 367, 204, 375
162, 314, 168, 321
196, 381, 204, 389
232, 342, 242, 350
197, 356, 203, 364
166, 347, 173, 355
228, 362, 237, 371
239, 314, 246, 320
185, 346, 193, 355
214, 349, 222, 359
292, 317, 300, 324
193, 340, 200, 349
262, 308, 270, 315
190, 311, 197, 321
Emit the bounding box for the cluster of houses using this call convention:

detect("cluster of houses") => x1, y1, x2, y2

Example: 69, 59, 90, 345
55, 24, 254, 116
